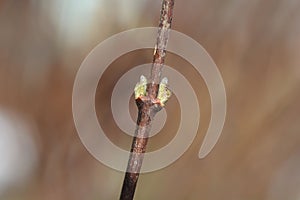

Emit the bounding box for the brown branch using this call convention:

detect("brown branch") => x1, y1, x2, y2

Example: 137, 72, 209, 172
119, 0, 175, 200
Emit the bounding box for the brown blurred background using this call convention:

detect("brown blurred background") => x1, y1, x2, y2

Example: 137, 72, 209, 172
0, 0, 300, 199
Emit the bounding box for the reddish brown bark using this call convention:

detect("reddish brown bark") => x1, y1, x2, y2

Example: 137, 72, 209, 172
119, 0, 175, 200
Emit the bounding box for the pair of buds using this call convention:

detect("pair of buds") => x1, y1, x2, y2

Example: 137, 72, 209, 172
134, 75, 172, 106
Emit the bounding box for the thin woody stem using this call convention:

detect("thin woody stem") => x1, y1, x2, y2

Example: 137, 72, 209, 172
119, 0, 175, 200
149, 0, 174, 98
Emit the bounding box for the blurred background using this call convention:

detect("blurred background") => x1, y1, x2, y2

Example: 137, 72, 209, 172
1, 0, 300, 199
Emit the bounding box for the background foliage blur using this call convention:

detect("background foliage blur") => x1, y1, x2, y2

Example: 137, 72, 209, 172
0, 0, 300, 199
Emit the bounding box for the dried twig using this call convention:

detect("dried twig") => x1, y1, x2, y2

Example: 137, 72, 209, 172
119, 0, 175, 199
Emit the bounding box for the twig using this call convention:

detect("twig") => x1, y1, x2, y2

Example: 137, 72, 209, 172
119, 0, 175, 200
